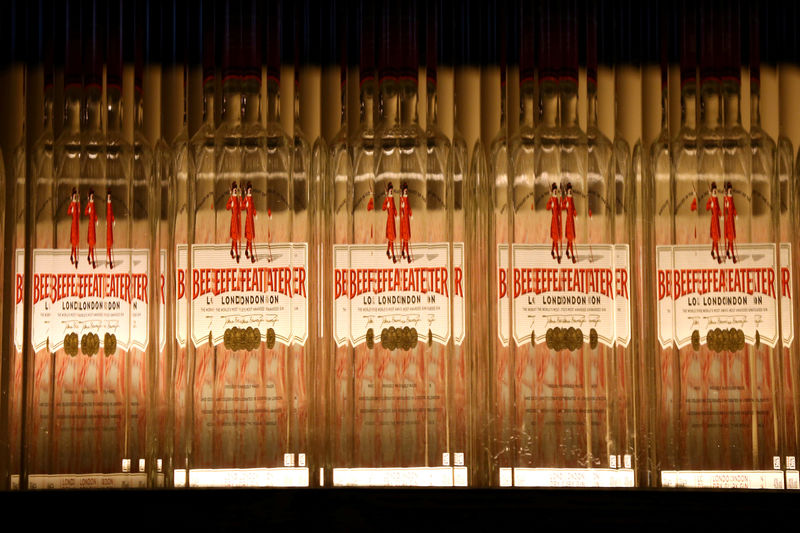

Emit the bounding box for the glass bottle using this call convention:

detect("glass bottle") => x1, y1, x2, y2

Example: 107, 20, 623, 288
331, 0, 377, 480
327, 0, 354, 483
175, 0, 215, 486
375, 0, 450, 479
289, 2, 314, 475
426, 0, 467, 485
509, 0, 615, 485
659, 5, 782, 487
488, 1, 512, 487
115, 0, 157, 485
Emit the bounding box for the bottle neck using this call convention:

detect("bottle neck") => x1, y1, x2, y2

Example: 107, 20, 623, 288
380, 78, 418, 127
43, 88, 54, 131
243, 83, 262, 126
84, 85, 103, 133
265, 79, 281, 125
222, 79, 242, 125
108, 87, 124, 133
536, 79, 558, 128
681, 81, 697, 130
64, 85, 82, 134
202, 84, 216, 128
722, 78, 742, 129
359, 79, 376, 129
660, 82, 668, 132
587, 81, 598, 129
426, 81, 438, 127
560, 79, 578, 129
751, 83, 761, 128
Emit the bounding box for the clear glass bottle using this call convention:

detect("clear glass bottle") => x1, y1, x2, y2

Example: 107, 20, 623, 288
289, 4, 314, 475
509, 0, 616, 484
488, 4, 512, 487
116, 0, 158, 485
658, 6, 782, 486
183, 1, 309, 487
175, 0, 215, 486
326, 1, 357, 483
330, 0, 376, 479
375, 1, 450, 478
426, 0, 467, 484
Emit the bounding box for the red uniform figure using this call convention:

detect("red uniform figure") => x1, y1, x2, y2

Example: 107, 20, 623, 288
85, 189, 98, 268
706, 182, 721, 263
226, 182, 242, 263
399, 182, 412, 263
562, 183, 577, 263
723, 182, 737, 263
243, 182, 257, 263
383, 182, 397, 262
68, 188, 80, 268
545, 183, 562, 263
106, 190, 115, 269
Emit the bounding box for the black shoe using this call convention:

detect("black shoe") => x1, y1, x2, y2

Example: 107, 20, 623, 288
572, 256, 576, 264
245, 248, 249, 258
557, 255, 562, 264
551, 250, 555, 259
387, 250, 391, 259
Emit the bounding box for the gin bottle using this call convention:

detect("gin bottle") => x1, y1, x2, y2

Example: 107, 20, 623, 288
509, 0, 617, 484
658, 5, 783, 486
185, 1, 308, 486
487, 1, 512, 486
120, 0, 158, 484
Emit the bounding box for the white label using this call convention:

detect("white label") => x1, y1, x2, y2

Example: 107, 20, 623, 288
454, 452, 464, 466
788, 456, 796, 470
453, 242, 465, 346
512, 468, 635, 488
159, 249, 166, 352
780, 243, 794, 346
176, 245, 188, 348
497, 244, 510, 347
333, 243, 451, 347
332, 467, 461, 487
190, 243, 307, 349
442, 453, 450, 466
30, 248, 150, 352
661, 470, 785, 489
511, 244, 617, 348
614, 245, 632, 348
175, 468, 309, 488
656, 246, 675, 349
14, 249, 24, 351
657, 243, 779, 349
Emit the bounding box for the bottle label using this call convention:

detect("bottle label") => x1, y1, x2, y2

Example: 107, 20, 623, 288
497, 244, 510, 347
780, 243, 794, 346
176, 245, 188, 348
511, 244, 623, 348
333, 242, 452, 347
453, 242, 465, 346
159, 249, 166, 352
656, 243, 779, 349
189, 243, 308, 349
26, 248, 150, 352
615, 244, 632, 348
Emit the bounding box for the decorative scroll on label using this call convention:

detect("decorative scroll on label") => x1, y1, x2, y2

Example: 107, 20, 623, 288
333, 243, 452, 347
189, 243, 308, 349
453, 242, 465, 346
26, 248, 150, 352
497, 244, 510, 347
511, 243, 624, 349
780, 243, 794, 346
656, 243, 779, 349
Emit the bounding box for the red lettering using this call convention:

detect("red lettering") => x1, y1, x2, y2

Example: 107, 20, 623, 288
454, 267, 463, 297
783, 267, 791, 299
499, 268, 507, 299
